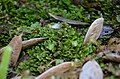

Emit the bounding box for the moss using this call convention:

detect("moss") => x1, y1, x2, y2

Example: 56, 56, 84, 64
17, 22, 96, 75
0, 0, 119, 77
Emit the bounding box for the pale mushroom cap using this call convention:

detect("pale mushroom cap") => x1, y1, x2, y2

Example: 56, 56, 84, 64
84, 17, 104, 44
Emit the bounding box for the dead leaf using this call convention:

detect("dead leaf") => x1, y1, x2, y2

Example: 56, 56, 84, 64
106, 44, 120, 53
11, 76, 21, 79
97, 37, 120, 62
53, 69, 80, 79
72, 0, 81, 5
108, 37, 120, 45
36, 62, 73, 79
98, 50, 120, 62
84, 2, 101, 7
99, 26, 114, 38
22, 38, 48, 49
0, 37, 47, 60
0, 47, 5, 60
108, 38, 120, 52
79, 59, 103, 79
18, 0, 26, 3
84, 16, 104, 44
0, 47, 4, 55
49, 13, 89, 25
107, 63, 120, 76
97, 38, 120, 53
9, 34, 22, 66
11, 70, 35, 79
0, 35, 48, 66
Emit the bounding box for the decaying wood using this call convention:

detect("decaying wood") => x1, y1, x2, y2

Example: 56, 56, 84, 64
22, 38, 48, 49
35, 62, 73, 79
84, 17, 104, 44
9, 34, 23, 66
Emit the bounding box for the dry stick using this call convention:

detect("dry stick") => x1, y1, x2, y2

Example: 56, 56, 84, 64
35, 62, 74, 79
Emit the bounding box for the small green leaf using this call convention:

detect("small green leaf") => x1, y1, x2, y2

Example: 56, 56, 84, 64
116, 15, 120, 22
0, 46, 12, 79
72, 41, 78, 47
55, 59, 64, 65
48, 43, 54, 51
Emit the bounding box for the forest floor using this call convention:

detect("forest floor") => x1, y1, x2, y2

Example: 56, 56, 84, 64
0, 0, 120, 79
